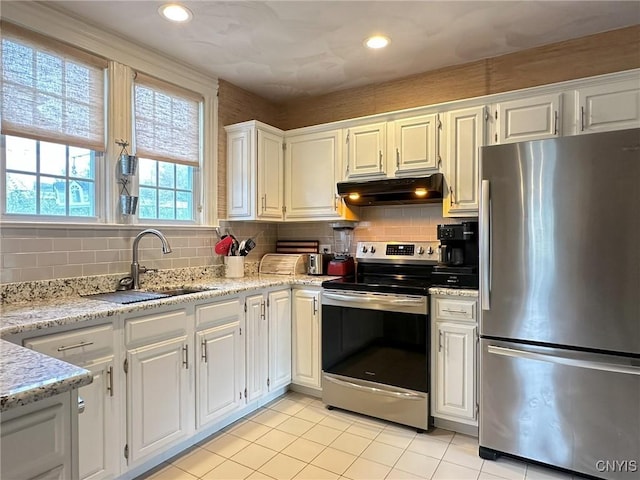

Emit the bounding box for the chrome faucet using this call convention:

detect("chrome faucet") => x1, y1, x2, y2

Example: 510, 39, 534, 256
131, 229, 172, 290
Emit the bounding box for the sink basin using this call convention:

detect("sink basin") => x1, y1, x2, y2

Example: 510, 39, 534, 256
148, 287, 216, 296
83, 287, 218, 304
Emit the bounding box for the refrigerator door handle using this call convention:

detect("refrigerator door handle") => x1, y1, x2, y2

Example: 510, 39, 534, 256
480, 180, 491, 310
487, 345, 640, 376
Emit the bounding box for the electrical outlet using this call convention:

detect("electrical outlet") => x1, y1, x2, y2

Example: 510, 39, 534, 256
320, 244, 332, 254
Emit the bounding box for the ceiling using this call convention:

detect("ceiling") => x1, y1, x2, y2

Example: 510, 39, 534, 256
38, 1, 640, 101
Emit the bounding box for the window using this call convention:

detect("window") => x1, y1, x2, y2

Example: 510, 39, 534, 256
134, 74, 201, 222
1, 22, 106, 219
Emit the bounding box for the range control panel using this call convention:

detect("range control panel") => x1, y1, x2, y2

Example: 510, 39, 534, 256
356, 241, 439, 263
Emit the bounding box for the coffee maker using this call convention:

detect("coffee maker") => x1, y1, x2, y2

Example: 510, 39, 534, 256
432, 221, 479, 288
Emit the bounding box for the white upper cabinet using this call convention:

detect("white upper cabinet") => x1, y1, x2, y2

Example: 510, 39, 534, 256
442, 105, 487, 217
225, 121, 284, 220
284, 129, 357, 221
493, 93, 561, 144
390, 114, 440, 175
345, 122, 387, 178
576, 78, 640, 134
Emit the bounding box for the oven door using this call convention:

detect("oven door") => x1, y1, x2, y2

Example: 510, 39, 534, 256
321, 289, 430, 428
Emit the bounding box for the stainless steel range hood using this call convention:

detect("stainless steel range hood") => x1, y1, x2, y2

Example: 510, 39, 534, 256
337, 173, 443, 206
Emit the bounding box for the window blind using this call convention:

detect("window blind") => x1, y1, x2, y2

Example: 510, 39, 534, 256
1, 22, 107, 151
134, 73, 201, 167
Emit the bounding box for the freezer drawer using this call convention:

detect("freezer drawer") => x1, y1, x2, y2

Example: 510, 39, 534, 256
480, 339, 640, 480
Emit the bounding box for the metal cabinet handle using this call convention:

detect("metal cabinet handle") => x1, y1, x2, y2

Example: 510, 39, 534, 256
580, 106, 585, 131
334, 194, 339, 211
106, 366, 114, 397
57, 341, 94, 352
261, 195, 266, 213
78, 396, 86, 414
449, 186, 457, 205
345, 130, 350, 175
379, 151, 383, 171
201, 338, 207, 363
313, 296, 318, 315
439, 331, 443, 352
261, 301, 266, 320
182, 344, 189, 369
396, 148, 400, 169
442, 308, 467, 314
554, 110, 559, 135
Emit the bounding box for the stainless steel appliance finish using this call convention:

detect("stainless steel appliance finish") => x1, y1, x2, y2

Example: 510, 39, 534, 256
479, 128, 640, 479
337, 174, 444, 206
308, 253, 331, 275
321, 241, 442, 431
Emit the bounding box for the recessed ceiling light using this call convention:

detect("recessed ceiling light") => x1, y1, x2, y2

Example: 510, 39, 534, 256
365, 35, 390, 49
158, 3, 193, 23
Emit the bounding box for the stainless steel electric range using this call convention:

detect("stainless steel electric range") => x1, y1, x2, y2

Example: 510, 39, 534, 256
320, 240, 442, 432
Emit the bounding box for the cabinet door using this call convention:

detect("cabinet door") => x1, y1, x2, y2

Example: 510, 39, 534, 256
196, 319, 244, 428
227, 128, 253, 219
77, 358, 117, 480
245, 294, 268, 402
577, 79, 640, 134
268, 290, 292, 391
257, 128, 284, 220
346, 123, 386, 178
435, 322, 476, 421
494, 93, 561, 144
392, 114, 439, 174
284, 130, 343, 220
292, 289, 321, 389
127, 336, 190, 463
443, 105, 486, 217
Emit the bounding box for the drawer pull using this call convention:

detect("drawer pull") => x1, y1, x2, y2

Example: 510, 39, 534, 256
442, 308, 467, 314
57, 341, 94, 352
107, 366, 114, 397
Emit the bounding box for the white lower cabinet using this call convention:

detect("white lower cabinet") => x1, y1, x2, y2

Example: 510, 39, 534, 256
245, 289, 292, 403
431, 295, 478, 429
23, 324, 118, 480
291, 288, 322, 390
196, 298, 245, 429
125, 309, 193, 465
1, 391, 76, 480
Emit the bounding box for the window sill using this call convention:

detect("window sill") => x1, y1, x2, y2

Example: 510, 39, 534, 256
0, 220, 219, 231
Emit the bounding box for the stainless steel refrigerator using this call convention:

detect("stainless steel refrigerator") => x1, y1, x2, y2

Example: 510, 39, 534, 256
478, 128, 640, 480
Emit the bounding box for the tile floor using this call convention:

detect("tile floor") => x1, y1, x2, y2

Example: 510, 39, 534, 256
139, 392, 577, 480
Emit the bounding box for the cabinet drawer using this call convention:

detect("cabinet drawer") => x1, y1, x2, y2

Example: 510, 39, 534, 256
435, 298, 476, 321
196, 298, 241, 329
24, 324, 114, 362
125, 310, 188, 346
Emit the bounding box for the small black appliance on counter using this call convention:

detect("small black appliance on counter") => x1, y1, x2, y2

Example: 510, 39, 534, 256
432, 221, 479, 288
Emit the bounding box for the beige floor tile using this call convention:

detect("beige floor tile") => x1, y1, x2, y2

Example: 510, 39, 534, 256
252, 408, 291, 428
319, 415, 353, 431
201, 459, 254, 480
478, 473, 509, 480
281, 437, 326, 463
228, 420, 272, 442
360, 441, 404, 467
525, 464, 572, 480
329, 431, 372, 456
259, 453, 307, 480
277, 416, 316, 436
343, 457, 391, 480
426, 428, 455, 444
345, 421, 383, 440
443, 443, 485, 470
200, 433, 252, 458
222, 417, 248, 432
171, 446, 225, 477
231, 442, 278, 470
451, 433, 479, 448
295, 406, 329, 423
146, 463, 198, 480
255, 428, 299, 452
270, 398, 307, 415
246, 471, 276, 480
285, 392, 316, 405
385, 468, 428, 479
432, 460, 480, 480
394, 451, 440, 478
311, 447, 357, 475
302, 424, 343, 446
375, 429, 415, 449
407, 435, 449, 459
481, 458, 526, 480
309, 399, 326, 409
294, 464, 340, 480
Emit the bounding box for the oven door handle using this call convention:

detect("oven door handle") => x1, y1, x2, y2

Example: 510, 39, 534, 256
323, 374, 425, 400
322, 292, 424, 306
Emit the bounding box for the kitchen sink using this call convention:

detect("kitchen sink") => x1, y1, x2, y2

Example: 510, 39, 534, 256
83, 287, 218, 304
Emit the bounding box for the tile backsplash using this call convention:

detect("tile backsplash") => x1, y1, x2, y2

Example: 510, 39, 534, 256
1, 205, 464, 284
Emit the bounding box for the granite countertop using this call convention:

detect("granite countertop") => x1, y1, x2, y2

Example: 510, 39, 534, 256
0, 339, 92, 412
0, 274, 330, 412
428, 287, 479, 297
